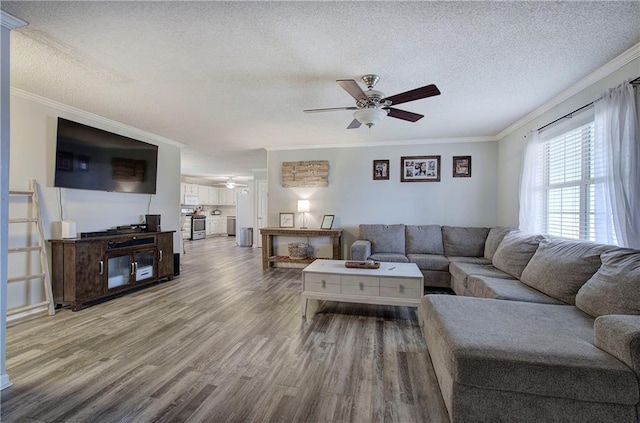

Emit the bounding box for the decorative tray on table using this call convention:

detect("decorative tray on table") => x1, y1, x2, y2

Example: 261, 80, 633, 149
345, 261, 380, 269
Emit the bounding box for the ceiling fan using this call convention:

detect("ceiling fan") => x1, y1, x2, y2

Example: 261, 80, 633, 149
303, 74, 440, 129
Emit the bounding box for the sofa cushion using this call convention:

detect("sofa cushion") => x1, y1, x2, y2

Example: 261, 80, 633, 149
447, 256, 491, 265
359, 224, 405, 254
421, 295, 639, 406
467, 275, 564, 304
448, 262, 513, 289
407, 254, 449, 271
576, 249, 640, 317
369, 253, 409, 263
484, 226, 516, 260
442, 226, 489, 257
492, 232, 544, 278
520, 238, 612, 305
406, 225, 444, 255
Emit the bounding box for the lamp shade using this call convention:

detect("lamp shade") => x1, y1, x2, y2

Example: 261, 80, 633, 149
297, 199, 310, 212
354, 108, 387, 128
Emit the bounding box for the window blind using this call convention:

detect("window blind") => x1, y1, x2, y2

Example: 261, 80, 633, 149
542, 121, 596, 241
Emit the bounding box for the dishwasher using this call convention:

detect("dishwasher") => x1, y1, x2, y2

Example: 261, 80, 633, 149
227, 216, 236, 236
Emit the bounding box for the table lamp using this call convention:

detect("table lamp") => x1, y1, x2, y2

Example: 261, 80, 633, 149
297, 199, 310, 229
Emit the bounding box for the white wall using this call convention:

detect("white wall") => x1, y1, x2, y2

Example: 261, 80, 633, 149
496, 56, 640, 227
268, 141, 498, 257
8, 91, 182, 312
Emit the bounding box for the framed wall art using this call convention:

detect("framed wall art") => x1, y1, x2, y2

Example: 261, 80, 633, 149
400, 155, 441, 182
279, 212, 295, 228
281, 160, 329, 188
373, 160, 389, 180
453, 156, 472, 177
320, 214, 335, 229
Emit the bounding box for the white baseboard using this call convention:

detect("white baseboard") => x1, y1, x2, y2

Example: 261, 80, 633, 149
1, 373, 12, 390
7, 306, 48, 324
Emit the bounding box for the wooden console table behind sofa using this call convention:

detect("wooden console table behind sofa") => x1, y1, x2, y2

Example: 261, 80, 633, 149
260, 227, 343, 270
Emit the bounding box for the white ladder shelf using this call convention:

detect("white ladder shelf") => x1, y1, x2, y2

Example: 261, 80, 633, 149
8, 179, 55, 320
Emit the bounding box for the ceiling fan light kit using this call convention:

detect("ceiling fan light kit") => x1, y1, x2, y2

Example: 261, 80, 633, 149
303, 74, 440, 129
354, 108, 388, 128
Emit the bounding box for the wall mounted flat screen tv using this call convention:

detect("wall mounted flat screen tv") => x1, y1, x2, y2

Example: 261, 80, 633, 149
54, 118, 158, 194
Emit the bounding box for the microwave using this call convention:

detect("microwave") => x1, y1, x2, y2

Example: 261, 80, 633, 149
184, 195, 199, 205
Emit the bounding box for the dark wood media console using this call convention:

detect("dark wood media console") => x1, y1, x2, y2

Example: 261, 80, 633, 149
49, 231, 175, 311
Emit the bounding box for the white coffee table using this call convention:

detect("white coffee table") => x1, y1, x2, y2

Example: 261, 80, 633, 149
301, 259, 424, 318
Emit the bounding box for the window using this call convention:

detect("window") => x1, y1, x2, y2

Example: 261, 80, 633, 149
522, 82, 639, 247
542, 122, 597, 241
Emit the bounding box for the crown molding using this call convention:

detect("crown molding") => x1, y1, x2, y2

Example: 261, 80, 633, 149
266, 135, 497, 151
10, 87, 185, 148
495, 41, 640, 140
1, 11, 27, 30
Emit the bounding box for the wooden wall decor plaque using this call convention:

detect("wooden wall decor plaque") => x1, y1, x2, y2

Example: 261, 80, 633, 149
281, 160, 329, 188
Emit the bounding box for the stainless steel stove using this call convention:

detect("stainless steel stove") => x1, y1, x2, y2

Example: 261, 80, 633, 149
190, 215, 206, 240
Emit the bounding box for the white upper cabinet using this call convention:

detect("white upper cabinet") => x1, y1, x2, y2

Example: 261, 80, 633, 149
208, 187, 219, 205
181, 182, 248, 206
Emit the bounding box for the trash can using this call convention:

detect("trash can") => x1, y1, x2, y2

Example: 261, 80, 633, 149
238, 227, 253, 247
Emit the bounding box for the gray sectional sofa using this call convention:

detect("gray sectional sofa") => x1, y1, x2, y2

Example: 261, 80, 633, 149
351, 224, 514, 288
350, 224, 640, 422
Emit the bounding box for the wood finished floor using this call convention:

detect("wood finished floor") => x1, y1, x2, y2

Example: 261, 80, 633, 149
2, 236, 449, 423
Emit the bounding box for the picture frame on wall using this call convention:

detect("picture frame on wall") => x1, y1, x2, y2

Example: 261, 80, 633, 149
320, 214, 335, 229
373, 160, 389, 180
400, 155, 441, 182
453, 156, 472, 178
279, 212, 295, 228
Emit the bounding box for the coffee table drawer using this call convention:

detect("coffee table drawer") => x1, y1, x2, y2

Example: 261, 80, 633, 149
380, 277, 421, 299
341, 275, 379, 296
305, 273, 341, 293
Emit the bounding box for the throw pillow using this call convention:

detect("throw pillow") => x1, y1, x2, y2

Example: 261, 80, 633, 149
484, 226, 517, 260
520, 238, 611, 304
576, 249, 640, 317
442, 226, 489, 257
492, 232, 544, 278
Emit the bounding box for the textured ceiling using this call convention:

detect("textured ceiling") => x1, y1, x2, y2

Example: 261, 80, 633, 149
3, 1, 640, 181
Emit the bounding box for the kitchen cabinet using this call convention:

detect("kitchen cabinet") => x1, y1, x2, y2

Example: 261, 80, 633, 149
181, 183, 244, 206
50, 231, 175, 311
181, 183, 199, 196
206, 217, 214, 236
185, 184, 199, 195
218, 188, 236, 205
181, 183, 200, 205
199, 185, 210, 205
205, 216, 227, 236
207, 187, 219, 205
213, 218, 227, 235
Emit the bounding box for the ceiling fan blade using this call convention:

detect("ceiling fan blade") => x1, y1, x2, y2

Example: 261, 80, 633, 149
303, 107, 358, 113
383, 84, 441, 106
347, 119, 362, 129
384, 107, 424, 122
337, 79, 369, 102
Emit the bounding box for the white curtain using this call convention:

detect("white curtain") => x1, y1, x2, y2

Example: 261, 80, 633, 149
594, 82, 640, 248
518, 129, 544, 234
